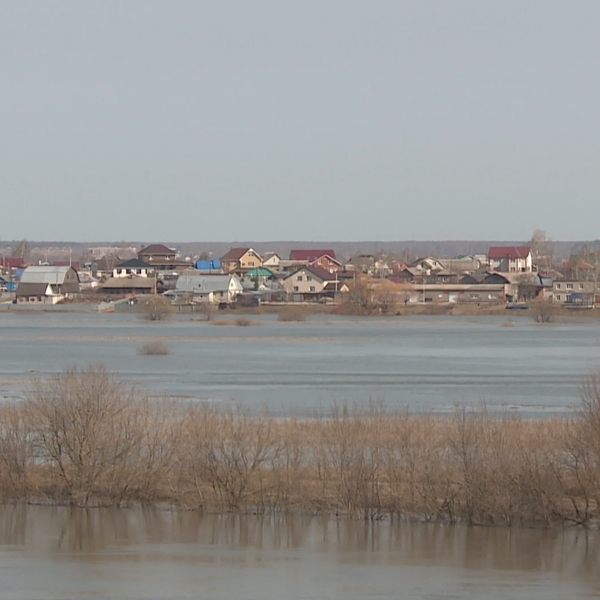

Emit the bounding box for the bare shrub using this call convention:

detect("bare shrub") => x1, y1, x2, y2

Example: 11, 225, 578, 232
2, 366, 600, 525
138, 295, 173, 321
24, 366, 156, 506
235, 318, 261, 326
137, 340, 170, 355
531, 298, 555, 323
277, 307, 306, 322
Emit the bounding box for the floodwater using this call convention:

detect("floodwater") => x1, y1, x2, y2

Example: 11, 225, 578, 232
0, 505, 598, 600
2, 311, 600, 598
1, 311, 600, 414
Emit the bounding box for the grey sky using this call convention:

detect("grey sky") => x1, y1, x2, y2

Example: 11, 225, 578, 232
1, 1, 599, 242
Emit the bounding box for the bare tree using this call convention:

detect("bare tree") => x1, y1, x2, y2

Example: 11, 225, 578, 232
138, 295, 173, 321
11, 239, 30, 260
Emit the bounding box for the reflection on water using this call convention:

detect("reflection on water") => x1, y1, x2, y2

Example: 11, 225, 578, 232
0, 505, 599, 599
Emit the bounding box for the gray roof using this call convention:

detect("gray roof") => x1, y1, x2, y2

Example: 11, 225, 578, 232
115, 258, 151, 269
20, 266, 78, 285
176, 274, 238, 293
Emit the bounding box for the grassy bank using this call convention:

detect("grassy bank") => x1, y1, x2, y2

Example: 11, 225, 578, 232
1, 366, 600, 527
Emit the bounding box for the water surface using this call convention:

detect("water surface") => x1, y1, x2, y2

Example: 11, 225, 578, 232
0, 506, 598, 600
1, 312, 599, 414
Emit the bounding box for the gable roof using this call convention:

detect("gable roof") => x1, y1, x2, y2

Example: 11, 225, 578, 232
139, 244, 176, 256
115, 258, 151, 269
289, 249, 337, 262
221, 247, 261, 261
284, 265, 337, 282
488, 246, 531, 259
175, 273, 241, 293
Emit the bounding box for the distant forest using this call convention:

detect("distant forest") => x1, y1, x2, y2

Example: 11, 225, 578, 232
2, 239, 600, 261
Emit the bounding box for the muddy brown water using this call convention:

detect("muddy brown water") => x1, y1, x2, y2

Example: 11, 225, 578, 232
0, 505, 599, 599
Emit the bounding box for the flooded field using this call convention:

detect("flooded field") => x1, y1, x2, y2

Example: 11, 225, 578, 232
0, 311, 599, 414
0, 505, 598, 600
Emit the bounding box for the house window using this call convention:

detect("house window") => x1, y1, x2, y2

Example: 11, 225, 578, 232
469, 293, 479, 300
556, 283, 561, 289
309, 286, 316, 292
579, 283, 584, 290
306, 276, 312, 281
566, 283, 573, 289
296, 275, 303, 281
116, 269, 122, 275
556, 295, 561, 301
293, 286, 299, 292
248, 261, 255, 267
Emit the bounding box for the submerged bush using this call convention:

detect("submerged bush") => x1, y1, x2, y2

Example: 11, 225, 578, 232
2, 365, 600, 526
137, 340, 170, 355
277, 307, 306, 322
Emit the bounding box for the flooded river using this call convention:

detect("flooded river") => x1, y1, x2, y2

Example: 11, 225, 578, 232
2, 311, 600, 598
0, 311, 599, 414
0, 505, 598, 599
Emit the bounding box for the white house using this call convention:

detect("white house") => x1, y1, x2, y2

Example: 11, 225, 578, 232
172, 272, 243, 304
488, 246, 533, 272
113, 258, 152, 278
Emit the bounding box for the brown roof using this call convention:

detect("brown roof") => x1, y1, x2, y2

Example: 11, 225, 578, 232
289, 249, 336, 262
488, 246, 531, 259
100, 277, 154, 290
221, 247, 262, 261
285, 265, 337, 282
16, 282, 49, 297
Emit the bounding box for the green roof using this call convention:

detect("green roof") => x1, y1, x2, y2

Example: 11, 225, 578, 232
246, 267, 274, 277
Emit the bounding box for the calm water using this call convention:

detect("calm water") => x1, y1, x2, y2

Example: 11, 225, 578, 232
1, 311, 600, 414
0, 505, 598, 600
2, 312, 600, 598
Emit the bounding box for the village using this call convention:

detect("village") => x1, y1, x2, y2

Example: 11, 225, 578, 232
1, 242, 599, 312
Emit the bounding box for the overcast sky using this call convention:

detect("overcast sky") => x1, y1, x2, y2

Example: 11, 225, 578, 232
1, 1, 599, 242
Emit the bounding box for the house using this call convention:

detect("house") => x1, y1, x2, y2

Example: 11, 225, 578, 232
261, 253, 282, 271
138, 244, 188, 273
281, 265, 338, 300
409, 257, 446, 274
220, 248, 262, 273
16, 266, 80, 304
113, 258, 151, 278
553, 280, 597, 307
99, 276, 156, 295
289, 249, 342, 273
488, 246, 533, 273
171, 272, 243, 304
91, 254, 121, 280
404, 283, 506, 304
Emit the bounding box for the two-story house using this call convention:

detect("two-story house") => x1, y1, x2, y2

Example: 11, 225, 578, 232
138, 244, 188, 273
488, 246, 533, 272
220, 248, 262, 273
281, 265, 337, 300
289, 249, 342, 273
553, 280, 597, 307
